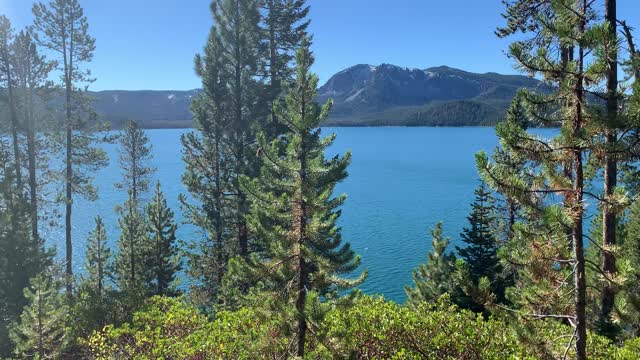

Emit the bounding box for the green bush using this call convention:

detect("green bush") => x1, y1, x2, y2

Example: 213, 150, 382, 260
86, 295, 638, 359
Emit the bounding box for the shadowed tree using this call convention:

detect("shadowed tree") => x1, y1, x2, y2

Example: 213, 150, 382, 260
10, 273, 69, 359
0, 16, 23, 191
11, 27, 55, 245
32, 0, 107, 297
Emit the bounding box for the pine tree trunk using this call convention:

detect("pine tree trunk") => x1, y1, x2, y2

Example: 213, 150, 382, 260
65, 93, 73, 297
601, 0, 618, 325
295, 91, 309, 358
97, 230, 103, 299
27, 87, 39, 245
573, 152, 588, 360
63, 23, 74, 297
295, 163, 308, 357
233, 0, 248, 258
130, 213, 136, 285
3, 56, 23, 191
269, 5, 279, 134
214, 129, 225, 284
573, 22, 587, 359
295, 255, 307, 357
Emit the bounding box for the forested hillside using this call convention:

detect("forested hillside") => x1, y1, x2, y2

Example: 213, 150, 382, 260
1, 0, 640, 359
319, 64, 544, 126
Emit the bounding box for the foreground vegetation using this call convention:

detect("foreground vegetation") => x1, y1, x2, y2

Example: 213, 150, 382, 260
2, 0, 640, 359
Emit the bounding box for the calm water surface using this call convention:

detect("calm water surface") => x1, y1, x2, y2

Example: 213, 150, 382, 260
44, 127, 553, 303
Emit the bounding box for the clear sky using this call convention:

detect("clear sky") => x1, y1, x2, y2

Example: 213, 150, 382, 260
2, 0, 640, 91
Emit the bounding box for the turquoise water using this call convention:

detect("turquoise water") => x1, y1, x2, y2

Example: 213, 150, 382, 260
44, 127, 550, 303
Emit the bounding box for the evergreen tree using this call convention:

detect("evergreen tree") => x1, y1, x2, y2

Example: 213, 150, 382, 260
600, 0, 620, 328
0, 16, 23, 191
114, 192, 148, 292
491, 94, 529, 242
9, 273, 69, 359
210, 0, 262, 257
405, 222, 457, 307
71, 215, 115, 335
0, 141, 49, 357
182, 26, 233, 306
455, 183, 504, 305
237, 39, 365, 357
11, 27, 55, 245
479, 1, 615, 357
619, 200, 640, 335
145, 181, 181, 296
32, 0, 106, 296
259, 0, 310, 137
84, 216, 111, 300
115, 120, 155, 205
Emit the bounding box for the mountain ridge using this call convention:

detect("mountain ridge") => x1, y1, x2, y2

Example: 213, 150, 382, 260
86, 64, 542, 128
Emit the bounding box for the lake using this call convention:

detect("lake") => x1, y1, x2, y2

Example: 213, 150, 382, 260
43, 127, 549, 303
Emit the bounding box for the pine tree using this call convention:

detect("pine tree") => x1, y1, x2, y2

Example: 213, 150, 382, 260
0, 140, 49, 357
479, 1, 614, 357
73, 215, 114, 334
11, 27, 55, 245
115, 120, 155, 205
114, 192, 148, 292
455, 183, 505, 305
600, 0, 620, 328
32, 0, 106, 297
9, 273, 69, 359
237, 38, 365, 357
405, 222, 457, 307
84, 216, 111, 300
182, 0, 266, 305
259, 0, 310, 138
619, 200, 640, 335
491, 94, 529, 242
145, 181, 181, 296
0, 16, 23, 191
181, 26, 234, 306
210, 0, 262, 257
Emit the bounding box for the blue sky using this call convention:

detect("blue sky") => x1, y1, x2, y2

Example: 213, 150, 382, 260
2, 0, 640, 91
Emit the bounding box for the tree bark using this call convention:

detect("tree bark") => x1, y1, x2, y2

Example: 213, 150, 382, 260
1, 45, 23, 191
573, 12, 587, 358
601, 0, 618, 326
295, 136, 308, 358
26, 83, 39, 245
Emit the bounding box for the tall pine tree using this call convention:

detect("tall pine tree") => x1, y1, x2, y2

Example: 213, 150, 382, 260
182, 26, 234, 306
32, 0, 107, 297
11, 27, 55, 245
237, 38, 365, 357
0, 16, 23, 191
479, 0, 615, 357
210, 0, 262, 257
259, 0, 310, 137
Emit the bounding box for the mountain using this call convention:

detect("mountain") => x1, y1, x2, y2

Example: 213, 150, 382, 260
317, 64, 544, 126
88, 65, 543, 128
90, 90, 200, 129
